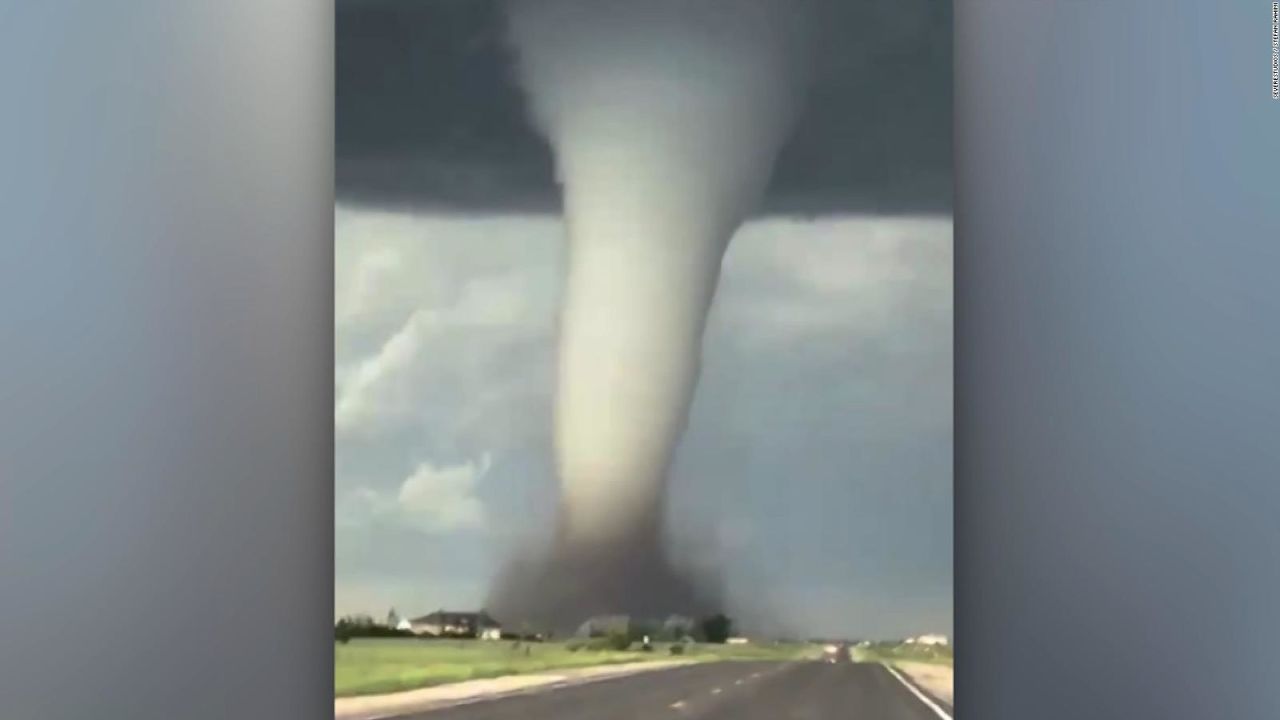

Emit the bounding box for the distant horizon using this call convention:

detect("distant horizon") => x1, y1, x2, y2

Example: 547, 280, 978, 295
333, 605, 951, 644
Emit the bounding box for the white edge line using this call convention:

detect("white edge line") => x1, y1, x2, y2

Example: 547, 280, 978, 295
883, 665, 953, 720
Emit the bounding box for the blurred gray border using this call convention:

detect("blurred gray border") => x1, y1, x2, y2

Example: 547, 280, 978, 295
1, 1, 1277, 719
957, 1, 1279, 717
1, 3, 333, 719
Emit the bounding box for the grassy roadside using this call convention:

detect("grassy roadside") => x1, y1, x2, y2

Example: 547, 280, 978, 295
335, 638, 820, 697
851, 641, 953, 667
853, 642, 955, 708
686, 641, 822, 663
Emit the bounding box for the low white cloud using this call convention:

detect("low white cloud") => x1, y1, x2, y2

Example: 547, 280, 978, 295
334, 279, 555, 437
338, 454, 492, 535
335, 308, 432, 435
337, 245, 403, 326
719, 216, 952, 342
397, 454, 491, 532
334, 206, 561, 439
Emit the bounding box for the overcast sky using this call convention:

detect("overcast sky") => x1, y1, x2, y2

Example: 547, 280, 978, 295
335, 0, 951, 215
335, 207, 952, 638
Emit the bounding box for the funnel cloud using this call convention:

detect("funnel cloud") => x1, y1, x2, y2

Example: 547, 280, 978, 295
485, 0, 814, 630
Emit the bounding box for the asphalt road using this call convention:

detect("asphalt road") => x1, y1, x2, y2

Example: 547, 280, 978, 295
404, 660, 949, 720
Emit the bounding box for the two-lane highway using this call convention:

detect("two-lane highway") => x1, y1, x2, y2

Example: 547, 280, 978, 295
399, 660, 950, 720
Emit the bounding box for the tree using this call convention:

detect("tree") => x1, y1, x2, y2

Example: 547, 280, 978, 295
605, 629, 633, 651
627, 620, 656, 645
335, 618, 353, 644
660, 615, 695, 641
335, 613, 413, 641
700, 613, 733, 644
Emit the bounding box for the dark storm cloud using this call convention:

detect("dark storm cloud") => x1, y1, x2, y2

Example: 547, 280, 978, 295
336, 0, 951, 215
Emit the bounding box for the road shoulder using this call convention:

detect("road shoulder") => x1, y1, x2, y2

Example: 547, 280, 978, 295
885, 661, 953, 717
335, 659, 697, 720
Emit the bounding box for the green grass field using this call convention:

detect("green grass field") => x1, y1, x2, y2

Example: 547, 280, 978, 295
335, 638, 820, 697
852, 641, 953, 667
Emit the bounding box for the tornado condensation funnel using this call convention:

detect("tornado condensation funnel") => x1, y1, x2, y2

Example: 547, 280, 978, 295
553, 143, 740, 545
506, 0, 808, 543
506, 0, 812, 552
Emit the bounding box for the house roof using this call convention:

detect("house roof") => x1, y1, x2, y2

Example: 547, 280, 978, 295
409, 610, 501, 627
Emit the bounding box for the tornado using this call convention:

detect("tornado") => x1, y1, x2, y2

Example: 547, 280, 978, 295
488, 0, 813, 632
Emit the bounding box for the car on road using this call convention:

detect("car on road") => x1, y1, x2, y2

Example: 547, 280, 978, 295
822, 644, 850, 663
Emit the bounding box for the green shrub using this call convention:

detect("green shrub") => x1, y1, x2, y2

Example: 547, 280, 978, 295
583, 631, 632, 651
607, 630, 633, 651
669, 643, 686, 656
334, 615, 415, 641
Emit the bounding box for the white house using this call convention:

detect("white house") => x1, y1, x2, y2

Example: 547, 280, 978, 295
409, 610, 503, 639
906, 633, 950, 646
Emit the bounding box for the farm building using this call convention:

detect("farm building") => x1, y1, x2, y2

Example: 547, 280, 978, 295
905, 633, 950, 646
409, 610, 503, 639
